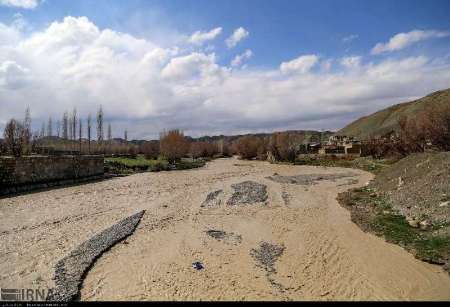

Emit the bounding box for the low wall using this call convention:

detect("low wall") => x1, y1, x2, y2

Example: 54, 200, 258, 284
0, 155, 104, 195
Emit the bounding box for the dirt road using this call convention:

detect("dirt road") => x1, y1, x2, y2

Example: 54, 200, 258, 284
1, 157, 449, 300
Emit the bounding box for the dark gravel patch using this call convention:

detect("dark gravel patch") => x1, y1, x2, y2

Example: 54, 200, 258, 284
47, 210, 145, 301
266, 173, 355, 185
250, 241, 285, 274
205, 229, 242, 244
227, 181, 268, 205
201, 189, 223, 208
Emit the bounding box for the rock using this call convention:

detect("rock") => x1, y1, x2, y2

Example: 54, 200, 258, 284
397, 176, 404, 188
201, 189, 224, 208
407, 218, 419, 228
419, 220, 431, 231
227, 181, 268, 205
439, 201, 449, 207
192, 261, 204, 270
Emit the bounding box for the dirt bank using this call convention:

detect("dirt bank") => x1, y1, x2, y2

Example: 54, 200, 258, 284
1, 157, 449, 300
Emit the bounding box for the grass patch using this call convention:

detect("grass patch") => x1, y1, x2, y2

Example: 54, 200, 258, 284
104, 155, 206, 175
174, 159, 206, 170
292, 156, 391, 174
371, 213, 418, 245
339, 186, 450, 271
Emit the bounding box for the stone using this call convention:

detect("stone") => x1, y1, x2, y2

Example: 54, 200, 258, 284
439, 201, 449, 207
419, 220, 431, 231
407, 219, 419, 228
397, 176, 404, 188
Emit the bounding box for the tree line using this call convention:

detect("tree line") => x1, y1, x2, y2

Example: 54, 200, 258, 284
1, 106, 131, 157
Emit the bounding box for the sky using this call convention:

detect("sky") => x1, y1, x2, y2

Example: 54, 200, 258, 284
0, 0, 450, 139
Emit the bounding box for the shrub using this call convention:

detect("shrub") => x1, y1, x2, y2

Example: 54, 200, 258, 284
190, 141, 218, 158
159, 129, 189, 163
235, 136, 263, 160
140, 141, 160, 159
422, 103, 450, 151
268, 132, 299, 162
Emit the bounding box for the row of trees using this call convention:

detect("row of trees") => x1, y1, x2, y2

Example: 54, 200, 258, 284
231, 132, 305, 162
155, 130, 225, 163
1, 106, 131, 157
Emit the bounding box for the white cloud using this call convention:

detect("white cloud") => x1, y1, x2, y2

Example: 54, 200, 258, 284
225, 27, 249, 48
0, 60, 30, 89
231, 49, 253, 67
0, 0, 40, 9
280, 54, 319, 74
342, 34, 358, 43
188, 27, 222, 45
161, 52, 223, 81
1, 16, 450, 138
340, 56, 361, 69
372, 29, 450, 54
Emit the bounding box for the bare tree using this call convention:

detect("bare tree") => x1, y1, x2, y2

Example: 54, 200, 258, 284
107, 122, 112, 141
68, 116, 73, 141
22, 107, 32, 154
62, 112, 68, 140
40, 122, 46, 138
79, 118, 83, 154
47, 116, 53, 137
56, 120, 61, 138
97, 105, 104, 142
87, 113, 92, 154
72, 108, 77, 140
3, 119, 25, 157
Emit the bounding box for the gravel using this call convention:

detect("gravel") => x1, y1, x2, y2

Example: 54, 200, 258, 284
250, 242, 285, 274
372, 152, 450, 223
205, 229, 242, 244
201, 190, 223, 208
266, 173, 356, 185
47, 210, 145, 301
226, 181, 268, 205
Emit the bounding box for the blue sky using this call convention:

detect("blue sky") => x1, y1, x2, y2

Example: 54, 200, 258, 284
2, 0, 449, 66
0, 0, 450, 138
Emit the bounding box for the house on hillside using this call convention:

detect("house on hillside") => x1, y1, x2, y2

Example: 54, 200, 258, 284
318, 135, 362, 155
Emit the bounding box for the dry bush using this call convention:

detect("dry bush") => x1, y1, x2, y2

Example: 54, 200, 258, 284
0, 139, 6, 155
236, 136, 263, 160
3, 119, 26, 157
140, 141, 160, 159
268, 132, 300, 162
368, 103, 450, 159
190, 141, 218, 158
159, 129, 189, 163
220, 142, 232, 157
422, 103, 450, 151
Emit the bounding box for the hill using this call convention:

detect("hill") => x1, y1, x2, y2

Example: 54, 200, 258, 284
338, 88, 450, 139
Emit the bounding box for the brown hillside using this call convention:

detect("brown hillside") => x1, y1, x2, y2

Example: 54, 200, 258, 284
338, 88, 450, 139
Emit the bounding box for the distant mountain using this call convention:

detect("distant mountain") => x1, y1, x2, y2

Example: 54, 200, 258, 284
193, 130, 334, 144
338, 88, 450, 140
132, 130, 334, 144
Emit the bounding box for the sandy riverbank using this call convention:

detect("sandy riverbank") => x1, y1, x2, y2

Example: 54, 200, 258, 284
1, 157, 449, 300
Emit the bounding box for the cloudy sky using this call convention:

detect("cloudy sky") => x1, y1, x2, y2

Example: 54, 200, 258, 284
0, 0, 449, 139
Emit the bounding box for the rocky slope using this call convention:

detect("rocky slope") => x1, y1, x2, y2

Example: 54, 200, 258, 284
338, 88, 450, 139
